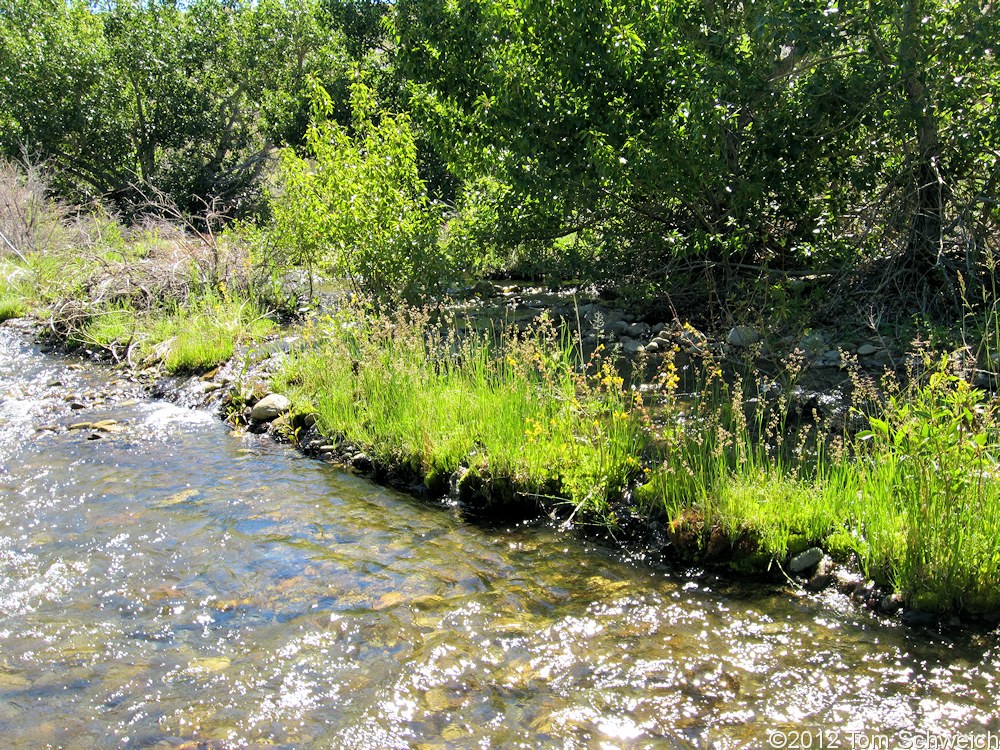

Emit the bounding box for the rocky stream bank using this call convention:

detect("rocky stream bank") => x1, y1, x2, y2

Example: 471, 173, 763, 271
6, 281, 998, 632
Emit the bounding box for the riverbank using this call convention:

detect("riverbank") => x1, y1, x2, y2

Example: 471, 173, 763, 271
4, 235, 1000, 626
9, 291, 998, 628
6, 319, 999, 746
244, 302, 1000, 627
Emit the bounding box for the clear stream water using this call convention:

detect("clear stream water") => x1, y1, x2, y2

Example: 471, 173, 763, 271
0, 325, 997, 749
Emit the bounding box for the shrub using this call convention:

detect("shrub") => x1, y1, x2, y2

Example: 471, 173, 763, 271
0, 159, 72, 260
265, 78, 452, 305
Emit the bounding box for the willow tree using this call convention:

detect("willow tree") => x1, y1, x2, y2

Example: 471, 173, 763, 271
861, 0, 999, 282
0, 0, 351, 216
397, 0, 999, 292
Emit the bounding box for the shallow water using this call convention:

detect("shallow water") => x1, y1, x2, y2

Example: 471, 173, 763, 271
0, 325, 997, 749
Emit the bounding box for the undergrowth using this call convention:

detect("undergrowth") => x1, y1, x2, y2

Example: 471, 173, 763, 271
0, 157, 274, 374
641, 349, 1000, 615
69, 293, 275, 373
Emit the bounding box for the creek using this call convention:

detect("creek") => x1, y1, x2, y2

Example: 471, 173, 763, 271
0, 325, 997, 748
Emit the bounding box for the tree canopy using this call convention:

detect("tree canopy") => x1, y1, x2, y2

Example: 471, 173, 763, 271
2, 0, 997, 308
0, 0, 353, 216
397, 0, 999, 284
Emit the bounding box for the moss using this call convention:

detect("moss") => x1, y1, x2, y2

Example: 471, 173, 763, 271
457, 466, 514, 508
632, 481, 657, 509
423, 467, 449, 496
729, 550, 774, 574
910, 591, 949, 613
823, 531, 860, 563
962, 590, 1000, 617
666, 511, 704, 560
785, 533, 812, 557
455, 466, 482, 501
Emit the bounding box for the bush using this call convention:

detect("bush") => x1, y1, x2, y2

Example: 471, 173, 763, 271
0, 159, 72, 260
264, 78, 453, 305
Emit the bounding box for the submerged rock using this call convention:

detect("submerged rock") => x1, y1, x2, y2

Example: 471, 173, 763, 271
879, 593, 904, 615
901, 608, 937, 627
250, 393, 291, 422
806, 556, 836, 590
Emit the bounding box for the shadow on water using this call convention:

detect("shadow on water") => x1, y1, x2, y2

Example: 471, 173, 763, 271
0, 324, 997, 749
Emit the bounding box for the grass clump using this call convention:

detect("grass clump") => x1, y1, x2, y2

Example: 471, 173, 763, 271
641, 348, 841, 558
161, 317, 236, 373
76, 304, 138, 350
641, 346, 1000, 615
148, 296, 276, 373
846, 364, 1000, 612
0, 160, 273, 373
1, 251, 68, 318
0, 287, 27, 321
66, 292, 275, 373
273, 306, 649, 520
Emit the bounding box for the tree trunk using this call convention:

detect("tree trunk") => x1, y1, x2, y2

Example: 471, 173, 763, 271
899, 0, 946, 275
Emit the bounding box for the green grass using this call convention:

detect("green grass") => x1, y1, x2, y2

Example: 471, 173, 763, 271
6, 194, 1000, 616
274, 307, 1000, 616
146, 297, 276, 373
3, 243, 275, 373
840, 367, 1000, 612
274, 308, 649, 517
76, 304, 137, 349
0, 292, 27, 321
59, 289, 275, 372
638, 355, 1000, 615
0, 259, 41, 318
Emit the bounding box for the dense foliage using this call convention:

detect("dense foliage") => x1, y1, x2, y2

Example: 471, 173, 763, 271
0, 0, 354, 217
398, 0, 999, 284
1, 0, 998, 309
262, 78, 452, 303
